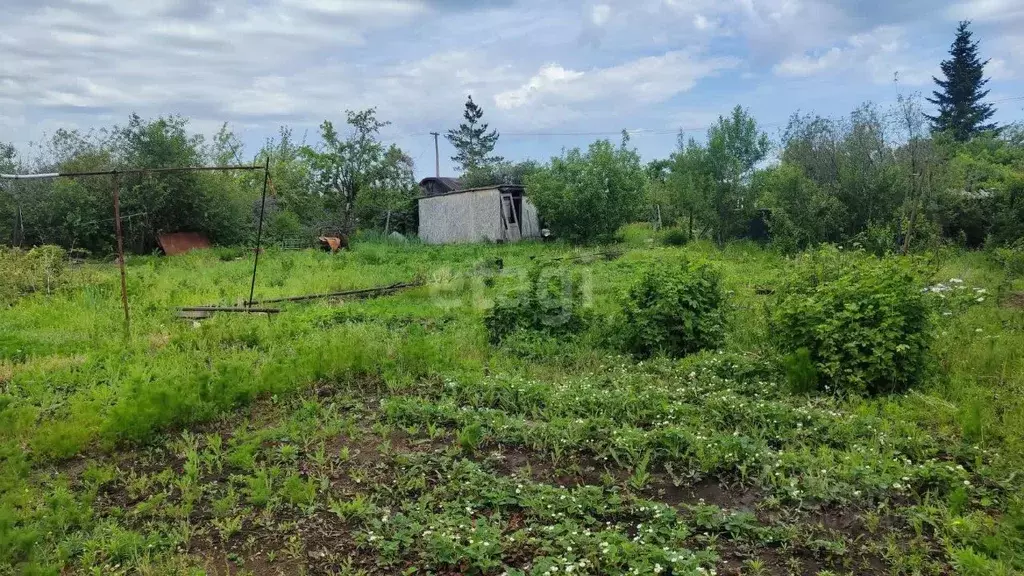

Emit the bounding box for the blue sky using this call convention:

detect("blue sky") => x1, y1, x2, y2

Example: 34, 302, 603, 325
2, 0, 1023, 178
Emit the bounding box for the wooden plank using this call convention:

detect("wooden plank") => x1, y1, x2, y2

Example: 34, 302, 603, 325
500, 194, 521, 242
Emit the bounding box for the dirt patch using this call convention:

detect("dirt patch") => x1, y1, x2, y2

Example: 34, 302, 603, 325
649, 476, 763, 510
1002, 291, 1024, 309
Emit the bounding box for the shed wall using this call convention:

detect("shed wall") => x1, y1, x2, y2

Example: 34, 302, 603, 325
418, 188, 500, 244
521, 199, 540, 239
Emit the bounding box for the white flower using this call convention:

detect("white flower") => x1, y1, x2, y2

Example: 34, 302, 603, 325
950, 278, 964, 284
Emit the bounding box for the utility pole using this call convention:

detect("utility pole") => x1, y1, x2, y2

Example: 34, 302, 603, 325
430, 132, 440, 177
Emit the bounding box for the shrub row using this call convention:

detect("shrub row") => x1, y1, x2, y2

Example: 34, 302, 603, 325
486, 246, 934, 398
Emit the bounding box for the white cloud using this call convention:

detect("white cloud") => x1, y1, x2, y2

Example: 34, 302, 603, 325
773, 25, 935, 86
987, 58, 1013, 80
495, 50, 739, 110
945, 0, 1024, 22
1, 0, 1022, 177
774, 47, 845, 77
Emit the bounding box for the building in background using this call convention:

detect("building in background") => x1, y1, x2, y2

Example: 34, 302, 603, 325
417, 178, 540, 244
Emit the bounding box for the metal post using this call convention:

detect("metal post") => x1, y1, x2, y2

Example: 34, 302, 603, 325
430, 132, 440, 178
112, 171, 130, 335
247, 156, 270, 307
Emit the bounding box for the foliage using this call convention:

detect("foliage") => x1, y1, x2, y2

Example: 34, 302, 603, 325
0, 241, 1023, 574
661, 107, 769, 245
484, 265, 589, 345
353, 145, 419, 235
703, 106, 771, 244
458, 160, 540, 189
254, 127, 321, 234
782, 347, 818, 395
753, 164, 842, 253
780, 105, 904, 241
619, 259, 725, 358
446, 95, 503, 173
664, 137, 713, 239
990, 239, 1024, 280
926, 21, 998, 141
0, 245, 68, 304
771, 246, 932, 396
526, 135, 646, 243
932, 130, 1024, 247
302, 109, 415, 235
659, 227, 690, 246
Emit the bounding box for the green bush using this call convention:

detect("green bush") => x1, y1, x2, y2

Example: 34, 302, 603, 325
771, 246, 932, 396
0, 246, 68, 304
620, 260, 725, 358
526, 137, 646, 243
659, 228, 690, 246
484, 266, 589, 345
991, 239, 1024, 280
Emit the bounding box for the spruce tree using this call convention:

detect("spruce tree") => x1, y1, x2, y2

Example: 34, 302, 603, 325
926, 21, 997, 141
446, 95, 503, 173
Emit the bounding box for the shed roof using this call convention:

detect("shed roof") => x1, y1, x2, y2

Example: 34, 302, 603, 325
416, 184, 525, 201
418, 176, 463, 196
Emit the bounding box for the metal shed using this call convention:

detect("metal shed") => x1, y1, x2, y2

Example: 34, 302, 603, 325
417, 181, 540, 245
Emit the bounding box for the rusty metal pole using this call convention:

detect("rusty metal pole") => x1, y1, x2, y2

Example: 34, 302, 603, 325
247, 156, 270, 307
112, 171, 130, 335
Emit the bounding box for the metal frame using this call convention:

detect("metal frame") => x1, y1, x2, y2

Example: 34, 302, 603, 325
0, 163, 268, 336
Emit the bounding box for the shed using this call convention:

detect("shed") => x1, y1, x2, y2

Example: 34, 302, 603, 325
417, 181, 541, 244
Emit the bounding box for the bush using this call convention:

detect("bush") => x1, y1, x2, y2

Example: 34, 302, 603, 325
526, 137, 646, 244
620, 260, 726, 358
659, 228, 690, 246
484, 266, 589, 345
0, 246, 68, 304
771, 246, 931, 396
991, 239, 1024, 280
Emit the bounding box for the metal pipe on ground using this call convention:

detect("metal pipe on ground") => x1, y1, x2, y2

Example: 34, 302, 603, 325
249, 281, 422, 306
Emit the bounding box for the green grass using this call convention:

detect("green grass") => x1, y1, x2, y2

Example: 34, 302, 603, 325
0, 238, 1022, 575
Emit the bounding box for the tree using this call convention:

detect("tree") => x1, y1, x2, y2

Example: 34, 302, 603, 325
781, 105, 902, 240
446, 95, 503, 173
459, 160, 540, 189
926, 21, 997, 141
250, 127, 320, 240
0, 143, 15, 244
302, 109, 416, 235
753, 164, 842, 253
355, 145, 419, 235
302, 109, 389, 235
703, 106, 770, 244
526, 134, 646, 243
667, 136, 714, 239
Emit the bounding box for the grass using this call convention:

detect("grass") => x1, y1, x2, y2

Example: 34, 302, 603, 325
0, 233, 1022, 575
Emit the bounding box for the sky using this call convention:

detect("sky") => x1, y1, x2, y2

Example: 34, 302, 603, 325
2, 0, 1023, 179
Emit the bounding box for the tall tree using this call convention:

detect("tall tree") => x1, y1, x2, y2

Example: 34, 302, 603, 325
446, 95, 503, 173
302, 109, 415, 235
926, 21, 997, 141
704, 106, 771, 244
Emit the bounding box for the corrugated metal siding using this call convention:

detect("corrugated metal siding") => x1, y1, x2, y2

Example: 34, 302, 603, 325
418, 188, 500, 244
